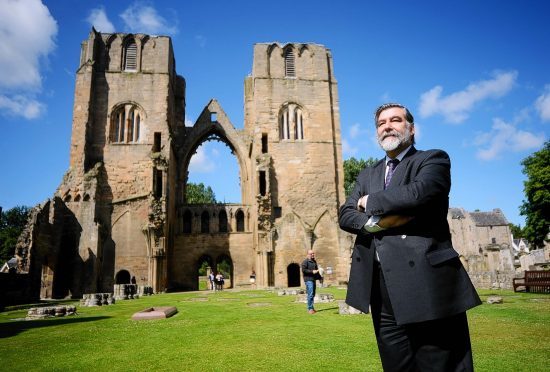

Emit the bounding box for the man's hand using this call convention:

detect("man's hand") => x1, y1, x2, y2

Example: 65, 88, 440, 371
378, 215, 414, 229
357, 195, 368, 211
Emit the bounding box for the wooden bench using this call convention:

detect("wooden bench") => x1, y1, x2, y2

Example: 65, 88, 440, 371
513, 271, 550, 293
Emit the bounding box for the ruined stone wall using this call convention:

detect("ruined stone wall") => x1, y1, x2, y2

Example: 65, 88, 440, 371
172, 233, 255, 290
244, 43, 348, 286
448, 208, 516, 289
19, 34, 349, 298
56, 31, 181, 294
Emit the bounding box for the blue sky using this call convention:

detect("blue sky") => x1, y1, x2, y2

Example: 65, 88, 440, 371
1, 0, 549, 227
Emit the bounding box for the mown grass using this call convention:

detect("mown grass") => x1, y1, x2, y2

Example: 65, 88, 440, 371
0, 288, 548, 371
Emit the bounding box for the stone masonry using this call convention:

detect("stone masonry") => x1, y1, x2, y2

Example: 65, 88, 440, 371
11, 30, 524, 300
14, 30, 351, 299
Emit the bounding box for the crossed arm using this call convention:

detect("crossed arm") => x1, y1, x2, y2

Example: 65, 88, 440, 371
357, 195, 413, 230
339, 150, 451, 235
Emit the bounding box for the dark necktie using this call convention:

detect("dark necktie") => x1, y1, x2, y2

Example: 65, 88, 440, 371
384, 159, 400, 189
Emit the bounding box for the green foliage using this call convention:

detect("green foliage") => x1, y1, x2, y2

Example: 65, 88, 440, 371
0, 289, 549, 371
520, 141, 550, 248
197, 260, 209, 276
0, 206, 30, 263
185, 182, 217, 204
343, 157, 378, 197
217, 257, 231, 277
508, 223, 524, 239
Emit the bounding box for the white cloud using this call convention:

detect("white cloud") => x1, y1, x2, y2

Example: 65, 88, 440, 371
473, 118, 545, 160
0, 0, 57, 92
87, 6, 115, 33
419, 71, 517, 124
185, 116, 194, 127
189, 146, 216, 173
349, 123, 366, 138
535, 85, 550, 122
195, 35, 207, 48
0, 95, 45, 119
0, 0, 56, 119
120, 2, 177, 35
342, 138, 358, 157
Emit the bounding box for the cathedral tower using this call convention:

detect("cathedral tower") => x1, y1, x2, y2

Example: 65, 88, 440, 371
244, 43, 348, 287
45, 29, 185, 296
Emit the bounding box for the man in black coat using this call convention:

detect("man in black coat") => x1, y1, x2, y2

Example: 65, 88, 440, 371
339, 103, 481, 371
301, 249, 320, 314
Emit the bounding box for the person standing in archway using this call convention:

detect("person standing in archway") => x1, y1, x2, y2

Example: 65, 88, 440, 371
301, 250, 320, 314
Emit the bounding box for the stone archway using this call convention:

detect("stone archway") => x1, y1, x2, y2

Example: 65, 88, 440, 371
287, 263, 301, 287
171, 99, 255, 291
115, 269, 131, 284
216, 254, 233, 289
178, 99, 251, 205
197, 255, 214, 290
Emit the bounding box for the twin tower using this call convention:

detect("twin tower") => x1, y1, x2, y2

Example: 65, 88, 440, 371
22, 29, 351, 298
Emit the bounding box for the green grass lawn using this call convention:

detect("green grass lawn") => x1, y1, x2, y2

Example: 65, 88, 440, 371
0, 288, 548, 371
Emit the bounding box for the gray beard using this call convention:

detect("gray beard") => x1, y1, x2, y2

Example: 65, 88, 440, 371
379, 136, 402, 152
377, 126, 412, 152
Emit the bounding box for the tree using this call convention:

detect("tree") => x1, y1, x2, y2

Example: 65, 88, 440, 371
0, 206, 31, 263
343, 157, 378, 197
519, 141, 550, 248
508, 223, 524, 239
186, 182, 217, 204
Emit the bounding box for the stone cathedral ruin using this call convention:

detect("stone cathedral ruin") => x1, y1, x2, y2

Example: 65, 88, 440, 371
14, 29, 351, 299
8, 30, 526, 303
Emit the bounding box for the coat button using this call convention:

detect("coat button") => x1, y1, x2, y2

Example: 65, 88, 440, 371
409, 261, 415, 267
356, 257, 361, 262
401, 235, 407, 239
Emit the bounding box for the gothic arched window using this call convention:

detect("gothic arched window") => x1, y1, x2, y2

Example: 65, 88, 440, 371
279, 103, 304, 140
183, 210, 192, 233
284, 49, 295, 77
219, 210, 228, 233
124, 39, 137, 71
236, 210, 245, 232
110, 104, 143, 143
294, 107, 304, 140
201, 211, 210, 233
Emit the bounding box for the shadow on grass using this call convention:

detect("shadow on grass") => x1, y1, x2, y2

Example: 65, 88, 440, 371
0, 316, 111, 339
317, 306, 339, 313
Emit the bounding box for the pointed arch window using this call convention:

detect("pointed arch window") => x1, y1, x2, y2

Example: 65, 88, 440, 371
284, 49, 296, 77
294, 107, 304, 140
124, 39, 138, 71
183, 210, 192, 233
110, 104, 143, 143
219, 210, 228, 233
201, 211, 210, 233
236, 210, 245, 232
280, 107, 290, 140
279, 103, 304, 140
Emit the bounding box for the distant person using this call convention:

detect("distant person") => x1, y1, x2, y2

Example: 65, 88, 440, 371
301, 250, 320, 314
215, 272, 224, 291
339, 103, 481, 371
208, 272, 215, 291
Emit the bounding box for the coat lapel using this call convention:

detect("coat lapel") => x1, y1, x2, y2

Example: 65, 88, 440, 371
386, 146, 417, 188
370, 159, 386, 192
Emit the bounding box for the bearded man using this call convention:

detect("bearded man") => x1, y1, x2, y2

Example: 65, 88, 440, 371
339, 103, 481, 371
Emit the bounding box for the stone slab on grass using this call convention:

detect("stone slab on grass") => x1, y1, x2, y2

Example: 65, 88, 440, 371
131, 306, 178, 320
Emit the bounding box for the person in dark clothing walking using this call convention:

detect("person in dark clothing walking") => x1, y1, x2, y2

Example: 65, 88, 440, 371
301, 250, 321, 314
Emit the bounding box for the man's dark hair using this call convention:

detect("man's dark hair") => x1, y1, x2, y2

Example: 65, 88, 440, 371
374, 103, 415, 125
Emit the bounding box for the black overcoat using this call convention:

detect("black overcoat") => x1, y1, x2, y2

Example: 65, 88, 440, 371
339, 147, 481, 325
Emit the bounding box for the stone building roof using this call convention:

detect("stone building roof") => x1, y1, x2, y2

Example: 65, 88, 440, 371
469, 209, 508, 226
448, 208, 466, 219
